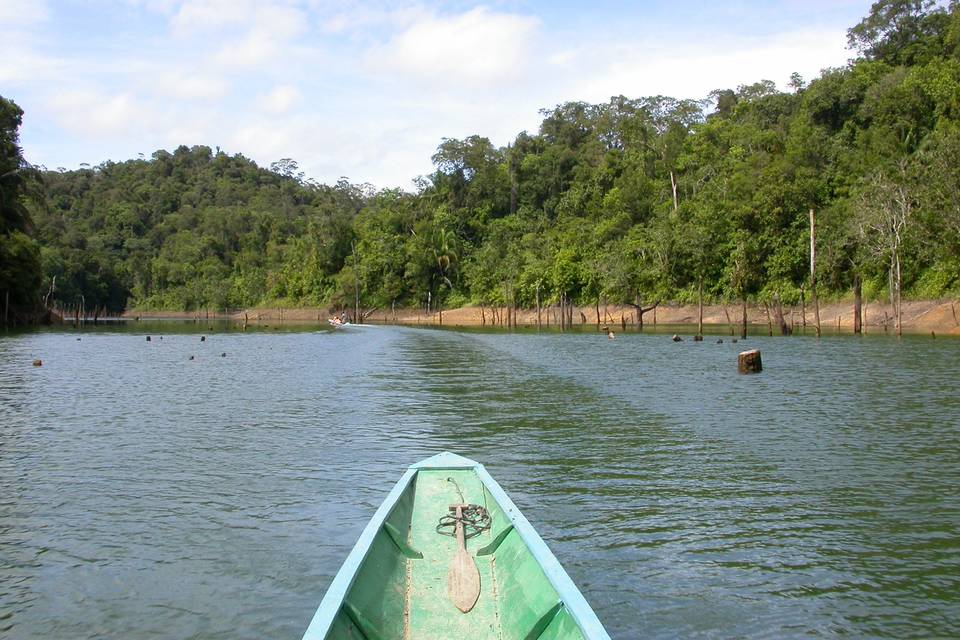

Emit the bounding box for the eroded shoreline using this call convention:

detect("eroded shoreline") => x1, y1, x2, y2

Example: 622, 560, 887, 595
125, 299, 960, 335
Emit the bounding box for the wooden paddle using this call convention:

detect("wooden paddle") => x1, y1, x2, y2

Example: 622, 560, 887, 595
447, 503, 480, 613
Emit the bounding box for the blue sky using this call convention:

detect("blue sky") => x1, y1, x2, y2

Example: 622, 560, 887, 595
1, 0, 872, 189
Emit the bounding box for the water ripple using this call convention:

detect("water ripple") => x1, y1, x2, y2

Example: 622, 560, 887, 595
1, 326, 959, 638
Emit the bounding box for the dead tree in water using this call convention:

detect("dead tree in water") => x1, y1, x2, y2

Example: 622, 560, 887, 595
853, 274, 862, 334
723, 306, 734, 336
740, 297, 747, 339
535, 283, 541, 330
697, 278, 704, 337
810, 209, 822, 337
626, 297, 660, 330
773, 294, 791, 335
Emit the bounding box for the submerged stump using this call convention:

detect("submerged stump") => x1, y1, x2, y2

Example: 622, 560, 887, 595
738, 349, 762, 374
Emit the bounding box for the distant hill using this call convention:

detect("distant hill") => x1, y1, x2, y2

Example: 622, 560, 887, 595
18, 2, 960, 327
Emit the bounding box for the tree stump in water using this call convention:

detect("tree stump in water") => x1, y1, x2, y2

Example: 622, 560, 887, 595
738, 349, 762, 374
672, 334, 683, 342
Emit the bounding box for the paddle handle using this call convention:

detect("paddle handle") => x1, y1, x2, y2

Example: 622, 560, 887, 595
454, 505, 466, 550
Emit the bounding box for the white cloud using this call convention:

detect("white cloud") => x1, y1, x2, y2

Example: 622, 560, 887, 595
47, 90, 149, 139
0, 0, 54, 84
13, 2, 861, 189
257, 84, 302, 113
0, 42, 58, 84
209, 4, 308, 68
154, 71, 230, 101
366, 7, 541, 87
0, 0, 48, 26
167, 0, 309, 69
170, 0, 253, 36
563, 27, 851, 104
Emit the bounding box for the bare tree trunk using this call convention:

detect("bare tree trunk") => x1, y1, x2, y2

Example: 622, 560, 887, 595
740, 297, 748, 339
853, 274, 862, 335
810, 209, 822, 338
630, 298, 660, 331
596, 298, 601, 327
764, 302, 773, 336
509, 144, 517, 216
800, 286, 806, 329
697, 277, 703, 336
894, 249, 902, 336
773, 295, 789, 335
353, 247, 360, 324
723, 306, 734, 336
536, 283, 541, 330
670, 170, 678, 212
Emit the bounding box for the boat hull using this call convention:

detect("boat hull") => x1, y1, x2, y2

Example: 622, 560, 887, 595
302, 452, 610, 639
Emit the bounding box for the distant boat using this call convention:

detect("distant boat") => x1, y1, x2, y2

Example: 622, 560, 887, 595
327, 318, 349, 329
301, 452, 610, 639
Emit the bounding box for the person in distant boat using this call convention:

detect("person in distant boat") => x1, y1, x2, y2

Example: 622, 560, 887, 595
340, 311, 348, 324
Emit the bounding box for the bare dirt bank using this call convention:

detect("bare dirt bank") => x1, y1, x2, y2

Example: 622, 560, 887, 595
218, 299, 960, 335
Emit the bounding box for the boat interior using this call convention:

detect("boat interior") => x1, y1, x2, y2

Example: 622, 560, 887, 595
324, 467, 587, 639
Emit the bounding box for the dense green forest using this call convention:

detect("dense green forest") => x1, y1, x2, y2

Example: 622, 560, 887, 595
0, 96, 43, 324
3, 1, 960, 326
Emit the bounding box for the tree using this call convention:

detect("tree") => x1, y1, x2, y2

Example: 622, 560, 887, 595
0, 95, 43, 324
855, 161, 916, 334
848, 0, 950, 66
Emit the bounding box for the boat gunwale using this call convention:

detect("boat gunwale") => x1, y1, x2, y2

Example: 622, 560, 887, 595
301, 466, 418, 639
301, 451, 610, 640
472, 463, 611, 640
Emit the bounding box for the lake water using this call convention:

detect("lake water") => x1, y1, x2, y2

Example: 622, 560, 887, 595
1, 322, 959, 638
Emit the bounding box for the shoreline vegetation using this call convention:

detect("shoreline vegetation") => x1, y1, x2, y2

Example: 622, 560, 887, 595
118, 299, 960, 335
5, 4, 960, 331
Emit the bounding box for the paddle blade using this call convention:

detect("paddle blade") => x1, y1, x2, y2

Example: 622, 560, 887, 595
447, 548, 480, 613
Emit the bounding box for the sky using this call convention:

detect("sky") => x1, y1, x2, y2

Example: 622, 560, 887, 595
1, 0, 873, 190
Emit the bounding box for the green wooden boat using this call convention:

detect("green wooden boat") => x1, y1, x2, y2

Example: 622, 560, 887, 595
302, 452, 610, 639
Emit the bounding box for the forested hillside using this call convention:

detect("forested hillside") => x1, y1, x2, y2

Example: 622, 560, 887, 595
16, 1, 960, 321
1, 96, 43, 324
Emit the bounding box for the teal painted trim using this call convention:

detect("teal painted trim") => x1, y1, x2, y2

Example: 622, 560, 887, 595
383, 521, 422, 559
475, 465, 612, 640
342, 600, 382, 640
524, 601, 565, 640
476, 523, 515, 556
301, 467, 418, 640
410, 451, 478, 469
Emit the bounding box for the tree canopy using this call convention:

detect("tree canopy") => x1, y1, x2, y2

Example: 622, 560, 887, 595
8, 2, 960, 318
1, 95, 43, 323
